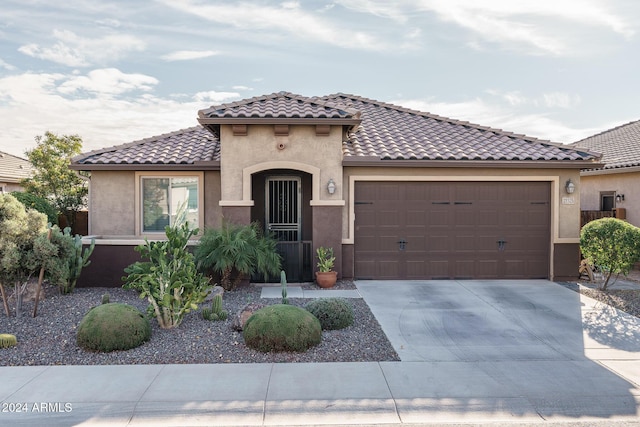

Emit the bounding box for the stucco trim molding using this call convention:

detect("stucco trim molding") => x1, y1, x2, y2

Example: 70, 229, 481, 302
310, 200, 346, 206
219, 200, 255, 207
242, 160, 336, 205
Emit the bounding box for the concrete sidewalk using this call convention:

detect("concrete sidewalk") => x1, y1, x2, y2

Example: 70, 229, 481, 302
2, 280, 640, 426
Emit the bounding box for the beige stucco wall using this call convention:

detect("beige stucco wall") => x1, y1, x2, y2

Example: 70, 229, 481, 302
203, 170, 222, 229
88, 170, 136, 235
219, 124, 344, 205
342, 167, 582, 244
580, 170, 640, 226
88, 170, 222, 236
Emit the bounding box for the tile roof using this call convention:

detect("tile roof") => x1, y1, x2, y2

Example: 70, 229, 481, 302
0, 151, 33, 182
569, 119, 640, 170
199, 91, 360, 120
72, 127, 219, 166
320, 93, 596, 162
73, 92, 599, 167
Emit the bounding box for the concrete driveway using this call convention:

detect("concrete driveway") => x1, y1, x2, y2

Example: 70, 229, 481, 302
357, 279, 640, 421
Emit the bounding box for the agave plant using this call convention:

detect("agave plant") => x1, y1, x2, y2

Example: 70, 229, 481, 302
195, 221, 281, 290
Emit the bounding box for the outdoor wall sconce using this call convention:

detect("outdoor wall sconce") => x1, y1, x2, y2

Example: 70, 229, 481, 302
327, 178, 336, 195
616, 194, 625, 203
565, 179, 575, 194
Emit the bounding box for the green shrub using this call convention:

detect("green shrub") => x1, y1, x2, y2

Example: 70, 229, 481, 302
76, 303, 151, 352
194, 221, 281, 290
0, 333, 17, 348
123, 211, 211, 329
243, 304, 321, 352
39, 225, 94, 295
305, 298, 354, 330
580, 218, 640, 290
11, 191, 58, 225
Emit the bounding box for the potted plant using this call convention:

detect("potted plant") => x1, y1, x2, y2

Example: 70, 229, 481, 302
315, 246, 337, 288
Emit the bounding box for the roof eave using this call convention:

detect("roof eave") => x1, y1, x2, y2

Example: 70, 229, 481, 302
343, 156, 604, 169
69, 161, 221, 172
581, 165, 640, 176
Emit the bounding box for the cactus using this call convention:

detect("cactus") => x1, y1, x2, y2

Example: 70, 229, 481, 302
202, 293, 228, 321
101, 293, 110, 304
63, 229, 95, 294
281, 270, 289, 305
0, 333, 17, 348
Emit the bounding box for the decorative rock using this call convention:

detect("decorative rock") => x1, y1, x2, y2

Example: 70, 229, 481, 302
232, 302, 266, 331
204, 285, 224, 303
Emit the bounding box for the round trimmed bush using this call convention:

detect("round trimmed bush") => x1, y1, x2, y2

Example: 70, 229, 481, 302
243, 304, 321, 352
77, 303, 151, 352
304, 297, 354, 330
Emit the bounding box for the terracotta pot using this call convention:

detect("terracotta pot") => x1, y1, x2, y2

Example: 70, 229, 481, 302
315, 271, 337, 288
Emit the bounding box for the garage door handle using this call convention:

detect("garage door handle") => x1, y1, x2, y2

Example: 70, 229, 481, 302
497, 240, 507, 251
398, 239, 407, 251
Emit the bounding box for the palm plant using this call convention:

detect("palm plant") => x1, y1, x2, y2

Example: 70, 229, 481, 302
195, 221, 282, 290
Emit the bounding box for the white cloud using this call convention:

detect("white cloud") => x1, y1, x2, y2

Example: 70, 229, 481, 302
158, 0, 389, 51
58, 69, 158, 96
161, 50, 219, 61
0, 70, 242, 157
331, 0, 636, 55
193, 91, 241, 103
542, 92, 581, 109
485, 89, 582, 110
232, 85, 253, 91
18, 29, 146, 67
0, 58, 16, 71
419, 0, 636, 55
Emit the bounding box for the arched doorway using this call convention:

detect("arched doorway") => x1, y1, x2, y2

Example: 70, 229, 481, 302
251, 169, 313, 282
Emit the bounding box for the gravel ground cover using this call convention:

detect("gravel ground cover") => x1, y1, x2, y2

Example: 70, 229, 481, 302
1, 280, 400, 366
562, 282, 640, 319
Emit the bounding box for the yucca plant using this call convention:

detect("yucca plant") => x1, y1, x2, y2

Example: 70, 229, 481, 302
195, 221, 281, 290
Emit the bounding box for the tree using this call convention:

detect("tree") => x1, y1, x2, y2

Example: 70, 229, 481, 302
0, 194, 48, 317
21, 132, 88, 229
580, 218, 640, 290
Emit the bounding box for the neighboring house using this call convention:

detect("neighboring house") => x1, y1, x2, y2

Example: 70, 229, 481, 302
570, 120, 640, 227
70, 92, 601, 286
0, 151, 33, 193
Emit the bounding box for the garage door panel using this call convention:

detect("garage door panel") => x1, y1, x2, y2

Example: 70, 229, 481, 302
354, 181, 550, 280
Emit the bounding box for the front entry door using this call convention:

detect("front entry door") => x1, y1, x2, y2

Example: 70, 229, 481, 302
266, 176, 301, 240
265, 176, 311, 282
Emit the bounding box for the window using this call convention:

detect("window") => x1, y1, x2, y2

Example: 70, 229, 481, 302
600, 191, 615, 211
141, 176, 199, 232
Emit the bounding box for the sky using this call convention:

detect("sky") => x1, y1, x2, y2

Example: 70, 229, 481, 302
1, 0, 639, 158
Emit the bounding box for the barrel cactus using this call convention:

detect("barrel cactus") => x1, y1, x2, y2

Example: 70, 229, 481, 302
77, 303, 151, 352
0, 333, 17, 348
243, 304, 321, 352
305, 298, 354, 330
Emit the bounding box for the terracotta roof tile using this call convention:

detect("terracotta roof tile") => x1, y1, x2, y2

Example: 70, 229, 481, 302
72, 127, 218, 165
199, 91, 359, 120
0, 151, 33, 182
570, 119, 640, 170
73, 93, 599, 167
322, 93, 595, 162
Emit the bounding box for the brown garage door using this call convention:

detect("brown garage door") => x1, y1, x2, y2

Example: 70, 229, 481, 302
354, 181, 550, 280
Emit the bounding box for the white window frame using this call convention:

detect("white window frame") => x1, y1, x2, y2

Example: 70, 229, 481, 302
135, 172, 204, 236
